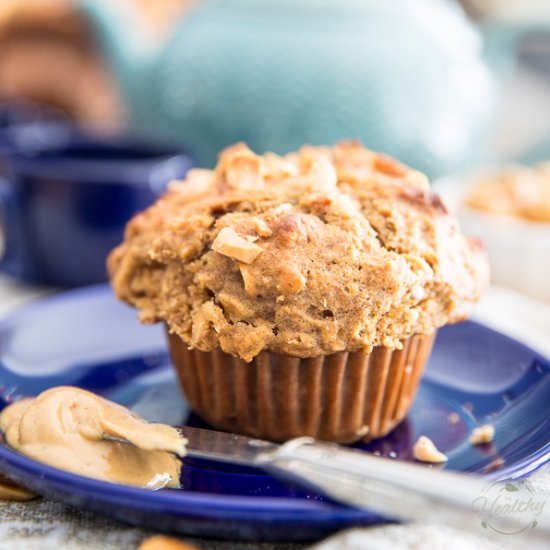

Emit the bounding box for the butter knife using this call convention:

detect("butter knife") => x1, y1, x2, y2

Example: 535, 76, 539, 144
180, 426, 550, 542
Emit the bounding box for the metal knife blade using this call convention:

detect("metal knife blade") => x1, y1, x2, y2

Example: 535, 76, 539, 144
179, 425, 278, 466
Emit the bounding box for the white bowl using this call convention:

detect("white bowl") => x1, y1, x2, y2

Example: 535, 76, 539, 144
435, 174, 550, 303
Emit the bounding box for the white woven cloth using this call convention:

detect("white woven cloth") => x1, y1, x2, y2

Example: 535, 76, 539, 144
0, 276, 548, 550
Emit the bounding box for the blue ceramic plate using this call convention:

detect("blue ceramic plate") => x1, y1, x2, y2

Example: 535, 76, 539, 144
0, 286, 548, 541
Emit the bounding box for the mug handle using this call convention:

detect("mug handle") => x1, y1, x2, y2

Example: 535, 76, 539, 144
0, 177, 14, 268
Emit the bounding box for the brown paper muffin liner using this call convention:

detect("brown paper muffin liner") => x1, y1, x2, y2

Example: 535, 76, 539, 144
167, 330, 436, 443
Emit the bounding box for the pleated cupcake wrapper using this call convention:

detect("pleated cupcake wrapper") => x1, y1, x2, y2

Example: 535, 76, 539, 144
167, 330, 436, 443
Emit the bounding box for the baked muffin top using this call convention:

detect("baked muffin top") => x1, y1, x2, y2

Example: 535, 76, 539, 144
464, 164, 550, 223
109, 142, 488, 361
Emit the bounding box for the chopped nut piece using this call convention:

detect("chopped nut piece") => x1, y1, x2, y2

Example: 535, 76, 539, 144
0, 473, 37, 501
271, 203, 293, 217
168, 169, 215, 203
251, 217, 273, 237
311, 156, 338, 190
403, 254, 432, 275
413, 436, 448, 463
139, 535, 200, 550
219, 143, 265, 191
469, 424, 495, 446
299, 193, 333, 210
330, 195, 361, 219
299, 146, 337, 190
212, 227, 263, 264
410, 285, 426, 301
404, 170, 430, 190
264, 152, 299, 179
276, 265, 306, 294
239, 264, 261, 296
372, 153, 407, 177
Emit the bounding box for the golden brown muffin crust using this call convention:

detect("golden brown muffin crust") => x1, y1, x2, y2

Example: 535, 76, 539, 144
109, 142, 488, 361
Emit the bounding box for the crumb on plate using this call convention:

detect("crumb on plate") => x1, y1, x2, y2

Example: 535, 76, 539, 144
413, 435, 448, 463
447, 412, 460, 425
138, 535, 200, 550
469, 424, 495, 446
483, 456, 505, 473
0, 473, 37, 502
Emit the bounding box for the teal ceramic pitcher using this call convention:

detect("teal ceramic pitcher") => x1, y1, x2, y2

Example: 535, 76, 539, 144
81, 0, 532, 177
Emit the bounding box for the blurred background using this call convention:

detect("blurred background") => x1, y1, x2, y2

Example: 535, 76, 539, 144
0, 0, 191, 127
0, 0, 549, 310
2, 0, 550, 169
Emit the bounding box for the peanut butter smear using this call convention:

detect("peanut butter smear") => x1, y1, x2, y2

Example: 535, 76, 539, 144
0, 387, 187, 489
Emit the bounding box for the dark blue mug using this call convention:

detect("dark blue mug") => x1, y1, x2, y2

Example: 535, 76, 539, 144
0, 99, 68, 130
0, 123, 194, 287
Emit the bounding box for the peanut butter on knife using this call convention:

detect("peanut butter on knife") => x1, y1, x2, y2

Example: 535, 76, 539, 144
0, 387, 187, 488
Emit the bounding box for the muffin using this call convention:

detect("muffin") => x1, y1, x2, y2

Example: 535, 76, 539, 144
463, 164, 550, 223
437, 164, 550, 302
109, 142, 488, 443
